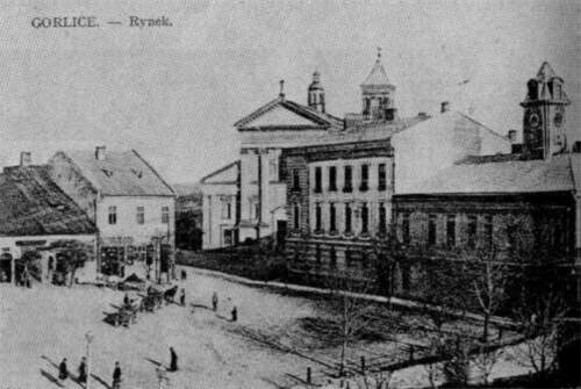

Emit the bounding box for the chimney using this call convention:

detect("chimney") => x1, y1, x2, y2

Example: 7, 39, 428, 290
507, 130, 517, 144
20, 151, 32, 167
95, 146, 106, 160
440, 101, 450, 113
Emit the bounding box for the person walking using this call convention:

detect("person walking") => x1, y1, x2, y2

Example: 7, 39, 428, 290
212, 292, 218, 312
58, 358, 68, 380
112, 361, 122, 389
231, 306, 238, 322
77, 356, 87, 384
169, 347, 178, 372
179, 289, 186, 306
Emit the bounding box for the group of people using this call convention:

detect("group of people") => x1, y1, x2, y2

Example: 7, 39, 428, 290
58, 358, 121, 388
57, 348, 178, 389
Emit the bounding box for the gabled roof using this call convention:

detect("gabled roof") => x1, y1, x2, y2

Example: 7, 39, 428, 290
200, 161, 239, 184
0, 166, 96, 236
361, 57, 391, 86
234, 97, 342, 130
402, 153, 577, 195
59, 149, 175, 196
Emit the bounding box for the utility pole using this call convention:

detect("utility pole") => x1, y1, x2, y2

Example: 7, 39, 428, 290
85, 331, 94, 389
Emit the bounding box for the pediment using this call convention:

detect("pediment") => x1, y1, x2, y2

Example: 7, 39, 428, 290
242, 105, 320, 128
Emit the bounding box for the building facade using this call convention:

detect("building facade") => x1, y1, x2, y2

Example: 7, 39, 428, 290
282, 61, 580, 303
48, 146, 176, 280
0, 155, 97, 285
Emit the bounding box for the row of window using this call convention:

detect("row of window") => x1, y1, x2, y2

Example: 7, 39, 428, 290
293, 202, 387, 235
292, 163, 388, 193
401, 213, 494, 248
108, 206, 171, 225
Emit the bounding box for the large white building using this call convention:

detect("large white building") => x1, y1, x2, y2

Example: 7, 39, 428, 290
49, 146, 176, 280
201, 52, 511, 250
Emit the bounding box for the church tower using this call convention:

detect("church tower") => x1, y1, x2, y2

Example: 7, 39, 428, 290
520, 62, 570, 159
361, 48, 396, 121
307, 70, 325, 113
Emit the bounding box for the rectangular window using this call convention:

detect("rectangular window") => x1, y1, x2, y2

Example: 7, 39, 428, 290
345, 203, 352, 233
315, 245, 322, 267
329, 248, 337, 268
221, 200, 231, 220
108, 206, 117, 225
345, 250, 353, 267
315, 203, 322, 231
467, 215, 477, 248
292, 169, 300, 190
360, 164, 369, 192
343, 165, 353, 192
402, 213, 410, 244
136, 206, 145, 225
314, 166, 322, 193
328, 166, 337, 192
361, 203, 369, 234
161, 206, 170, 224
378, 163, 387, 191
428, 214, 437, 245
269, 157, 278, 181
446, 214, 456, 247
379, 203, 387, 234
329, 203, 337, 233
484, 215, 493, 247
293, 204, 300, 229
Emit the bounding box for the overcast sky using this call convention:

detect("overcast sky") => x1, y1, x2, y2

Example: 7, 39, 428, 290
0, 0, 578, 184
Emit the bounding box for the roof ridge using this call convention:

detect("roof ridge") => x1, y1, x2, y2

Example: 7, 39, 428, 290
131, 149, 176, 196
200, 160, 240, 184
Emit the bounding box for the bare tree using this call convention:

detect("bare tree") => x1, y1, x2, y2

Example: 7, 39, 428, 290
48, 240, 93, 287
512, 265, 569, 378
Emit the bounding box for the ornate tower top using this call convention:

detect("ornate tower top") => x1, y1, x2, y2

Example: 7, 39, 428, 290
520, 62, 570, 159
308, 70, 325, 113
360, 48, 396, 120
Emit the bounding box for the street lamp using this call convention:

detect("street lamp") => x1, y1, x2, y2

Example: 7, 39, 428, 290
85, 331, 94, 389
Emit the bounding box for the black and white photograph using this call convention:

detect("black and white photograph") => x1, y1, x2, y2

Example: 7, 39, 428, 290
0, 1, 579, 388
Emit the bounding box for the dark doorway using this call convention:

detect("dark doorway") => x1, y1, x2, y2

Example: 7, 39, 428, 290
276, 221, 287, 250
0, 253, 13, 283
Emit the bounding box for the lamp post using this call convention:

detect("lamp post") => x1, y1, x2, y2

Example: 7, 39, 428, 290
85, 331, 94, 389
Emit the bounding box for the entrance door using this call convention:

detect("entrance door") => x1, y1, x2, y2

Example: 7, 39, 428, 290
0, 253, 12, 283
276, 221, 287, 249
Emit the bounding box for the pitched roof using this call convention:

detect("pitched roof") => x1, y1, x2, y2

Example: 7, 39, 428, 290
0, 166, 96, 236
61, 150, 175, 196
200, 161, 239, 184
361, 57, 391, 86
234, 97, 343, 130
403, 153, 577, 195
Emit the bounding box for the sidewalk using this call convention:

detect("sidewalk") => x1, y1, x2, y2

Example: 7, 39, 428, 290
180, 265, 517, 328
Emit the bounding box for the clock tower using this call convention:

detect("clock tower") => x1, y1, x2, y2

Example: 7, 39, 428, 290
520, 62, 570, 159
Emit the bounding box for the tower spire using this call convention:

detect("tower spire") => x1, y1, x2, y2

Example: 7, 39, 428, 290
279, 80, 285, 99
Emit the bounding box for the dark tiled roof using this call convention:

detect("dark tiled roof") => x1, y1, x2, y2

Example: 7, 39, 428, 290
0, 166, 96, 236
62, 150, 175, 196
404, 153, 577, 195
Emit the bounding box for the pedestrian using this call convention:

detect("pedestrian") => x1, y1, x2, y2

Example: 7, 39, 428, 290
123, 293, 130, 306
179, 289, 186, 306
77, 356, 87, 384
231, 306, 237, 322
212, 292, 218, 312
181, 269, 187, 281
48, 256, 54, 283
58, 358, 68, 380
112, 361, 122, 389
169, 347, 178, 372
